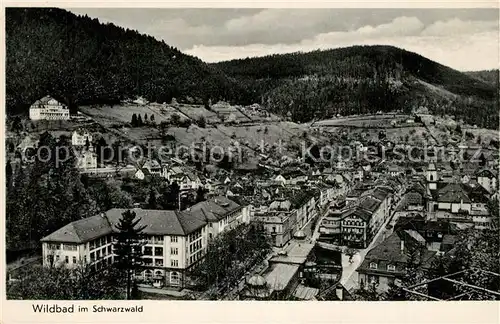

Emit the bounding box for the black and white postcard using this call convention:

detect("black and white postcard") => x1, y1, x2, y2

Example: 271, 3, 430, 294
2, 1, 499, 324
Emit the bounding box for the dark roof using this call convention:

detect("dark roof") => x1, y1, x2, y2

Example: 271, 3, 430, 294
189, 196, 242, 222
436, 183, 471, 203
476, 168, 498, 178
41, 208, 208, 244
358, 196, 382, 213
357, 230, 436, 276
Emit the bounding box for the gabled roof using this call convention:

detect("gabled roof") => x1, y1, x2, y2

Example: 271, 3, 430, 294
41, 207, 208, 244
437, 183, 471, 203
189, 196, 242, 222
357, 230, 436, 275
32, 95, 67, 107
476, 168, 498, 178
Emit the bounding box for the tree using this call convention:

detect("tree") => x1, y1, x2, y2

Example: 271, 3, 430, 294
150, 114, 155, 123
195, 186, 206, 203
171, 114, 180, 126
6, 160, 13, 188
137, 114, 143, 127
144, 113, 148, 122
131, 114, 138, 127
147, 188, 157, 209
7, 263, 124, 300
113, 210, 147, 300
197, 117, 206, 128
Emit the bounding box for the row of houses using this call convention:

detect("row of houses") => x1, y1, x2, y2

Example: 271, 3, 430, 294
399, 163, 497, 230
319, 184, 396, 248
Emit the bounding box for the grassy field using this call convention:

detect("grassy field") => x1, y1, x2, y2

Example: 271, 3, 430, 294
315, 114, 411, 128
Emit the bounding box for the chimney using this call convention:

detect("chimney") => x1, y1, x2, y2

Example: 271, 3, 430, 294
400, 239, 404, 252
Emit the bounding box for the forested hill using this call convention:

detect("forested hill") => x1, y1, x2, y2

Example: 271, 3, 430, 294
465, 70, 500, 87
214, 46, 499, 129
6, 8, 244, 115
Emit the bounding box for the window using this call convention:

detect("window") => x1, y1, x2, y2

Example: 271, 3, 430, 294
47, 255, 54, 264
369, 262, 378, 269
144, 247, 153, 256
48, 243, 60, 250
65, 256, 69, 264
155, 259, 164, 266
209, 233, 213, 240
171, 236, 178, 243
72, 256, 77, 264
171, 247, 178, 255
171, 259, 178, 267
143, 258, 153, 266
170, 272, 180, 285
387, 264, 396, 272
154, 247, 163, 256
90, 252, 95, 262
368, 275, 379, 285
84, 256, 87, 263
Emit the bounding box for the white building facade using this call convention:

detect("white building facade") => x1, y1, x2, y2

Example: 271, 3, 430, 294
29, 96, 70, 121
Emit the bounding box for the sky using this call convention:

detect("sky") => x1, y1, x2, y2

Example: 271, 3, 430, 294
67, 8, 499, 71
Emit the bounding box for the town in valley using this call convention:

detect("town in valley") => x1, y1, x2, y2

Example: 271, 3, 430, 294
5, 8, 500, 301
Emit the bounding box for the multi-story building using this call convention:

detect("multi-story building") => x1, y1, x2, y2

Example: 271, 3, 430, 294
71, 130, 92, 146
253, 199, 296, 247
476, 168, 498, 194
41, 196, 244, 288
189, 196, 246, 240
338, 186, 393, 248
356, 230, 437, 293
76, 147, 98, 170
29, 96, 70, 121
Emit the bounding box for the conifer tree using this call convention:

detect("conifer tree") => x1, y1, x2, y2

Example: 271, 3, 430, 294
131, 114, 138, 127
113, 210, 146, 300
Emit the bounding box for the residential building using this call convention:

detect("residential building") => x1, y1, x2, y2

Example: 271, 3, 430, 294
29, 96, 70, 121
356, 230, 436, 293
476, 168, 498, 194
76, 147, 98, 170
71, 130, 92, 146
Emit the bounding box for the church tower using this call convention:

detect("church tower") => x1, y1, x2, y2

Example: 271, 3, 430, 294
426, 163, 437, 190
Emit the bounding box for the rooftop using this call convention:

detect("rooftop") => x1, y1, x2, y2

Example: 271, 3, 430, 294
41, 197, 241, 244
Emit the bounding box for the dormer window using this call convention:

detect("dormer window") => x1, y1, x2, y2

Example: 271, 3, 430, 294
369, 262, 378, 269
388, 264, 396, 272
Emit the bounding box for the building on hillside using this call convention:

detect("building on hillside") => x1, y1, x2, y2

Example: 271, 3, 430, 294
356, 230, 436, 293
71, 130, 92, 146
76, 147, 98, 170
29, 96, 70, 121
